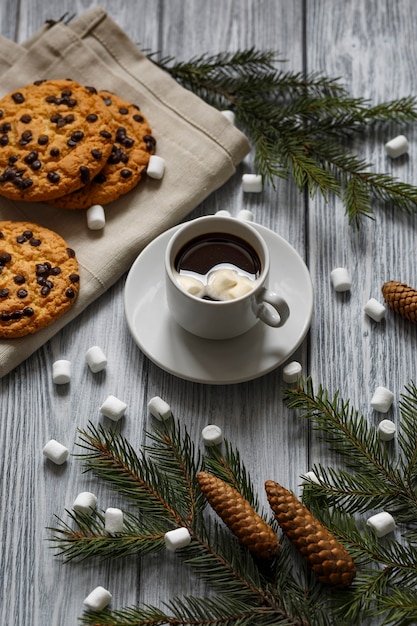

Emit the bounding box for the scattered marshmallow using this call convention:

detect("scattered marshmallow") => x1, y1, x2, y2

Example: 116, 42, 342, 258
146, 154, 166, 180
371, 386, 394, 413
366, 511, 395, 537
85, 346, 108, 373
364, 298, 386, 322
105, 507, 124, 533
100, 395, 127, 422
215, 209, 232, 217
378, 419, 396, 441
221, 110, 236, 124
236, 209, 254, 222
42, 439, 69, 465
73, 491, 97, 515
147, 396, 172, 421
330, 267, 351, 292
164, 527, 191, 551
202, 424, 223, 446
282, 361, 302, 383
242, 173, 262, 193
83, 586, 112, 612
86, 204, 106, 230
301, 470, 321, 484
385, 134, 409, 159
52, 359, 71, 384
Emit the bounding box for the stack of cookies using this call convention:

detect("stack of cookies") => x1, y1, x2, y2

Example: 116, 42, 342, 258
0, 79, 157, 338
0, 78, 156, 208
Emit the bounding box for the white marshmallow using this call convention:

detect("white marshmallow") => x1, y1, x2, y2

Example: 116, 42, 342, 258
202, 424, 223, 446
301, 470, 321, 484
42, 439, 69, 465
236, 209, 254, 222
100, 395, 127, 421
164, 527, 191, 551
86, 204, 106, 230
206, 269, 254, 301
73, 492, 97, 515
282, 361, 302, 383
214, 209, 232, 217
105, 507, 124, 533
220, 110, 236, 124
85, 346, 108, 373
83, 586, 112, 612
371, 386, 394, 413
147, 396, 173, 421
52, 359, 71, 384
176, 274, 206, 298
242, 173, 262, 193
385, 134, 409, 159
364, 298, 386, 322
378, 419, 396, 441
146, 154, 166, 180
330, 267, 351, 292
366, 511, 395, 537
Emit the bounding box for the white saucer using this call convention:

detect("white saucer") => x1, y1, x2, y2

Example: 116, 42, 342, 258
124, 222, 313, 384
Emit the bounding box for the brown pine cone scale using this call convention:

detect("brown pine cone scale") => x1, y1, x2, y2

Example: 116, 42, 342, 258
382, 280, 417, 323
265, 480, 356, 588
197, 471, 280, 560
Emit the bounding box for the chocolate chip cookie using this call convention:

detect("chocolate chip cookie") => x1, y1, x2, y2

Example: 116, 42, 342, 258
0, 79, 115, 202
0, 221, 80, 338
50, 90, 156, 209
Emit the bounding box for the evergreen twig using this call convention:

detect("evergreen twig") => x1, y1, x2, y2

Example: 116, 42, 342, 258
149, 49, 417, 225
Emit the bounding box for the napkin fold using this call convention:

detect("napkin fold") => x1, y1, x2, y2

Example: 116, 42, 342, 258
0, 7, 250, 377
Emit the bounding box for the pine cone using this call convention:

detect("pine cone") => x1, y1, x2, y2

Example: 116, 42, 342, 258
197, 471, 280, 560
382, 280, 417, 323
265, 480, 356, 588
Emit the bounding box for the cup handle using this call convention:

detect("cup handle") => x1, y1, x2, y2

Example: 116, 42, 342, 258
256, 289, 290, 327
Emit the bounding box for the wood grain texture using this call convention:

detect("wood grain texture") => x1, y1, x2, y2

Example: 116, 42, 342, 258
0, 1, 415, 624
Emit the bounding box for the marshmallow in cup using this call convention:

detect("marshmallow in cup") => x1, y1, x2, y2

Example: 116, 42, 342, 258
165, 215, 290, 340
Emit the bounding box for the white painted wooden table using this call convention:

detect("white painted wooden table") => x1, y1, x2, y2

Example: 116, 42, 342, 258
1, 1, 416, 624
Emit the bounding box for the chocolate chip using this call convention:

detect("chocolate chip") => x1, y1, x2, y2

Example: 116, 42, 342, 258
50, 148, 60, 157
70, 131, 84, 143
12, 92, 25, 104
69, 274, 80, 283
47, 171, 60, 183
91, 149, 103, 160
11, 311, 22, 320
19, 130, 32, 146
94, 172, 107, 184
0, 312, 10, 321
17, 289, 28, 298
50, 267, 61, 276
86, 114, 98, 122
20, 114, 32, 123
38, 135, 49, 145
144, 134, 156, 151
23, 307, 34, 317
67, 248, 75, 258
65, 115, 75, 124
29, 238, 41, 247
40, 286, 50, 296
24, 151, 38, 165
23, 230, 33, 239
0, 253, 11, 264
65, 288, 75, 298
14, 275, 25, 284
102, 97, 112, 106
119, 107, 129, 115
79, 166, 90, 185
8, 156, 18, 165
133, 114, 144, 122
0, 123, 11, 133
0, 135, 9, 146
86, 86, 98, 94
31, 160, 42, 171
121, 169, 132, 179
100, 130, 112, 140
0, 289, 9, 297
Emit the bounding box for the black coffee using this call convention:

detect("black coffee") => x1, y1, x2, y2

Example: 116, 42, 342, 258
174, 232, 261, 289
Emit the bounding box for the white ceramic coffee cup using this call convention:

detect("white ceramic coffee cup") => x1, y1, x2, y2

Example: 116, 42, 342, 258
165, 215, 290, 340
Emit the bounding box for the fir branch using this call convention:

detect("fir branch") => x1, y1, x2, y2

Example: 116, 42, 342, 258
151, 49, 417, 224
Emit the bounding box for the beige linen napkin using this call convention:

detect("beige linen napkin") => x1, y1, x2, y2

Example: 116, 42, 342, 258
0, 7, 250, 377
